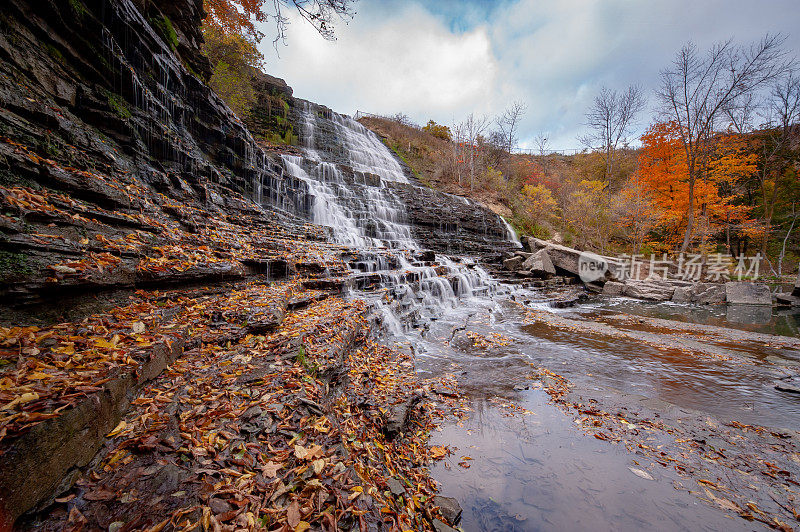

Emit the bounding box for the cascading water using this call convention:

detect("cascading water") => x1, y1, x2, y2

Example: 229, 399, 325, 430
263, 100, 512, 336
274, 102, 415, 249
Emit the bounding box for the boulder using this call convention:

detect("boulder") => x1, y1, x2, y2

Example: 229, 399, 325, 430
522, 249, 556, 277
671, 286, 692, 303
503, 256, 524, 271
794, 270, 800, 297
623, 281, 675, 301
523, 237, 582, 277
694, 283, 726, 305
776, 293, 800, 307
602, 281, 625, 297
671, 283, 726, 305
725, 282, 772, 306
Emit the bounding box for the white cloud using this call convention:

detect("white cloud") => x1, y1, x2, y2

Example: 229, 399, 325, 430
262, 0, 800, 150
261, 3, 499, 123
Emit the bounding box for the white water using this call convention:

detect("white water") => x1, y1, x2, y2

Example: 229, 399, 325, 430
280, 102, 414, 249
271, 101, 513, 336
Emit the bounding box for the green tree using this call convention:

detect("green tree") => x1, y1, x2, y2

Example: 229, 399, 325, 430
203, 25, 264, 117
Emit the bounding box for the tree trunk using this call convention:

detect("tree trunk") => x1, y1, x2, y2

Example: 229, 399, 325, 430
680, 173, 696, 253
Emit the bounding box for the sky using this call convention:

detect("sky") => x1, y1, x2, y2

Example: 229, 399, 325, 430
259, 0, 800, 151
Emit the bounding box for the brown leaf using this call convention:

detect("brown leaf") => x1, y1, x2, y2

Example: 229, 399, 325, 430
84, 487, 116, 501
287, 499, 301, 528
261, 461, 282, 478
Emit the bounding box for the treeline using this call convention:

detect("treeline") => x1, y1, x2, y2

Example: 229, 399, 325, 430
363, 36, 800, 276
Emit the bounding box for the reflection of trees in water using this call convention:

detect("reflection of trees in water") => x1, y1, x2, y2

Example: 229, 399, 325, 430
464, 399, 540, 444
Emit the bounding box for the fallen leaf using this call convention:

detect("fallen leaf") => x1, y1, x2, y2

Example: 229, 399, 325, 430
261, 461, 282, 478
107, 421, 127, 437
628, 467, 654, 481
287, 500, 301, 528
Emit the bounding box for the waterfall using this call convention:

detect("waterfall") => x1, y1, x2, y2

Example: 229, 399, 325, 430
277, 102, 415, 249
257, 100, 513, 335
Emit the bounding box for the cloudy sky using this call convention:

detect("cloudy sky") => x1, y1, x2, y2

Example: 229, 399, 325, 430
259, 0, 800, 150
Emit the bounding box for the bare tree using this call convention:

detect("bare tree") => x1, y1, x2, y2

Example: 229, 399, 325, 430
534, 133, 549, 177
459, 113, 490, 189
657, 34, 792, 253
495, 101, 527, 155
271, 0, 355, 45
753, 70, 800, 257
581, 85, 645, 182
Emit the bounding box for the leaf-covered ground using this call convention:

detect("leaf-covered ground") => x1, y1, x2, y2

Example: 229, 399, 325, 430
5, 282, 463, 531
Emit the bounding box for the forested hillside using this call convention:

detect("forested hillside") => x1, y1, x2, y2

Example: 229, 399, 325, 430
360, 105, 800, 275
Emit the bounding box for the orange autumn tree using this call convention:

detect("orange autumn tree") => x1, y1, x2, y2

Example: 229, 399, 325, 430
203, 0, 354, 44
637, 122, 751, 252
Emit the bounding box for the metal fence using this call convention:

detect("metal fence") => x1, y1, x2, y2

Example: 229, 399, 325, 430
513, 147, 586, 156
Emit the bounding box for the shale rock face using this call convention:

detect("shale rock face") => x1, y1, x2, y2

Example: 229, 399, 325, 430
0, 0, 513, 311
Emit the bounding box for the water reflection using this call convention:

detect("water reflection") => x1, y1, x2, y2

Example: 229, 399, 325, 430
584, 296, 800, 337
400, 287, 800, 529
431, 393, 747, 531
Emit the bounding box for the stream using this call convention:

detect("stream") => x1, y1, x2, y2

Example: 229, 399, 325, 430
379, 287, 800, 531
264, 100, 799, 530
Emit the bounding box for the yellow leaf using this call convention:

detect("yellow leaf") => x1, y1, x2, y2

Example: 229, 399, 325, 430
2, 392, 39, 411
430, 445, 448, 459
107, 421, 127, 437
294, 522, 310, 532
26, 372, 52, 380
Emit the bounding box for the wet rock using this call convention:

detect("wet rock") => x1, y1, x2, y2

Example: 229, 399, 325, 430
725, 282, 772, 306
522, 249, 555, 277
415, 250, 436, 262
386, 477, 406, 496
152, 463, 186, 495
384, 393, 424, 439
623, 281, 675, 301
434, 495, 462, 525
432, 519, 459, 532
503, 256, 524, 271
602, 281, 625, 297
775, 375, 800, 394
776, 293, 800, 307
549, 293, 582, 308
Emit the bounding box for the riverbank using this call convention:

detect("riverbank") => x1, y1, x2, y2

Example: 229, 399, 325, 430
4, 281, 466, 530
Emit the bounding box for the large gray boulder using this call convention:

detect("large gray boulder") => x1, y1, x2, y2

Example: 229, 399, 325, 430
602, 281, 625, 296
776, 293, 800, 307
623, 280, 675, 301
524, 237, 583, 277
725, 282, 772, 305
522, 249, 556, 277
671, 283, 726, 305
